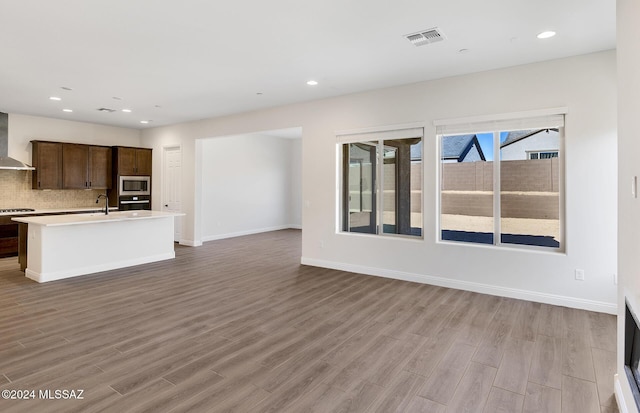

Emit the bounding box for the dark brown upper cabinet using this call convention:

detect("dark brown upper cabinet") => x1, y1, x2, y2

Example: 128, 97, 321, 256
32, 141, 112, 190
31, 141, 63, 189
88, 146, 112, 189
115, 147, 152, 176
62, 143, 89, 189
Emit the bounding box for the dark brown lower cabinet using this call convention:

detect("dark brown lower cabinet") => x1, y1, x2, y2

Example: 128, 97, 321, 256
0, 217, 18, 258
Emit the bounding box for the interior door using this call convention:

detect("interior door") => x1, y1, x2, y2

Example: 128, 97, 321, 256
163, 146, 182, 242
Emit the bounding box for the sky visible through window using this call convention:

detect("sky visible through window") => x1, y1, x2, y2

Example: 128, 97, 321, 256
475, 132, 509, 161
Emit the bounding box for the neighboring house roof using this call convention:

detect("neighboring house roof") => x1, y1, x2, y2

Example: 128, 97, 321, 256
442, 134, 486, 162
500, 128, 558, 148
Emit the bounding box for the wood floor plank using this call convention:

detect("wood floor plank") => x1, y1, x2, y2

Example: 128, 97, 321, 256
0, 230, 619, 413
562, 329, 596, 382
587, 312, 617, 352
529, 335, 563, 389
445, 361, 497, 413
130, 370, 225, 413
538, 304, 564, 338
484, 387, 524, 413
327, 381, 385, 413
494, 338, 535, 395
252, 361, 333, 413
199, 383, 270, 413
168, 373, 272, 413
418, 340, 477, 405
510, 300, 542, 342
406, 396, 446, 413
92, 378, 174, 413
472, 298, 517, 367
592, 347, 617, 411
252, 334, 342, 393
404, 325, 459, 378
562, 375, 600, 413
523, 382, 561, 413
321, 321, 387, 365
325, 334, 399, 392
366, 333, 425, 388
279, 383, 344, 413
457, 310, 498, 347
369, 371, 425, 413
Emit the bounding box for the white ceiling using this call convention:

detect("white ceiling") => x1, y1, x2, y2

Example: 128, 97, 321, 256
0, 0, 615, 130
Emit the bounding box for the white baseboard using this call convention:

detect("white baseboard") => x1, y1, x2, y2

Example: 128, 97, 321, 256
615, 374, 629, 413
202, 225, 300, 242
300, 257, 617, 315
179, 239, 202, 247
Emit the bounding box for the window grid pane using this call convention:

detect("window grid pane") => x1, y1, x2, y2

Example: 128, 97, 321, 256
440, 127, 562, 249
440, 133, 494, 245
342, 135, 422, 238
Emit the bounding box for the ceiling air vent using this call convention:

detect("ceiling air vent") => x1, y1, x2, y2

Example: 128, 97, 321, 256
97, 108, 116, 113
405, 27, 446, 47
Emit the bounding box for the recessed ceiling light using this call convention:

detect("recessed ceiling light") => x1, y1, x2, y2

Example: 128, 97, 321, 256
154, 105, 162, 108
112, 96, 122, 101
61, 86, 73, 91
537, 31, 556, 39
458, 48, 470, 54
122, 109, 132, 113
49, 96, 62, 101
140, 120, 149, 124
306, 80, 318, 86
256, 92, 263, 95
62, 109, 73, 113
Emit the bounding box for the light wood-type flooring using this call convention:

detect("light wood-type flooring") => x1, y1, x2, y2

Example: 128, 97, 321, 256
0, 229, 618, 412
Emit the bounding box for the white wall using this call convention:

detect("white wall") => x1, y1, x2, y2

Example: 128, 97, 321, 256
289, 138, 302, 227
8, 113, 141, 163
200, 134, 301, 240
617, 0, 640, 411
142, 50, 617, 314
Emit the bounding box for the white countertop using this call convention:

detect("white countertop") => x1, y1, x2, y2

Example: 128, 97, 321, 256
12, 210, 184, 227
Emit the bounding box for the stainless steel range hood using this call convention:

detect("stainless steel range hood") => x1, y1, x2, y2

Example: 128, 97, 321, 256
0, 112, 34, 170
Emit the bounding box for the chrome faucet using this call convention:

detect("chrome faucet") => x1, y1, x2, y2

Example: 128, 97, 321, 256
96, 193, 109, 215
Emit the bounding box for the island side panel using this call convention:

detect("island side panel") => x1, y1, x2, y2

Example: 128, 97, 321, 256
25, 216, 175, 283
18, 222, 27, 271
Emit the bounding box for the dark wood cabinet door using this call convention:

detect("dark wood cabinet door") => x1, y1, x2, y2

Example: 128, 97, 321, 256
135, 149, 152, 175
62, 143, 89, 189
89, 146, 112, 189
117, 147, 137, 175
32, 141, 63, 189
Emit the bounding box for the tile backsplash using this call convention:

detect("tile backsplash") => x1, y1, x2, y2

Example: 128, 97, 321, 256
0, 170, 106, 209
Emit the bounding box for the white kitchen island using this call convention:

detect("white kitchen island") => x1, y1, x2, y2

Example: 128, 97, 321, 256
12, 210, 184, 283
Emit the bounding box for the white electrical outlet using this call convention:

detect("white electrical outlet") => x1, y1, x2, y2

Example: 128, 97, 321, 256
575, 269, 585, 281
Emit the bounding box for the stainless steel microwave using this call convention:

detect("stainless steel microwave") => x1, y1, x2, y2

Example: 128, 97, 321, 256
119, 175, 150, 196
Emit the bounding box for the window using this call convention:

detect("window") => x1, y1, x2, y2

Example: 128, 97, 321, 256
528, 150, 558, 160
339, 127, 423, 237
437, 111, 564, 250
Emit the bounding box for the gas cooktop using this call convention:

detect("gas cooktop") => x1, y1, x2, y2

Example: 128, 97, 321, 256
0, 208, 35, 213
